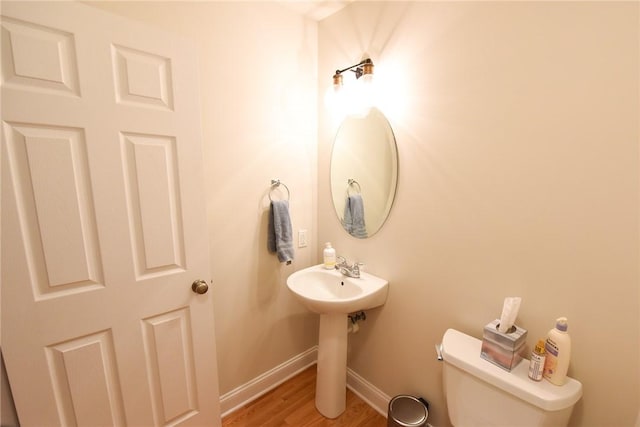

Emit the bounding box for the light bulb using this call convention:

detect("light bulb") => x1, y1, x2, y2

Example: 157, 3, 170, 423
324, 74, 350, 120
351, 73, 375, 117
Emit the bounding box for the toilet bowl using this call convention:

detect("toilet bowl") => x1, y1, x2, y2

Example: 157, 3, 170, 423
441, 329, 582, 427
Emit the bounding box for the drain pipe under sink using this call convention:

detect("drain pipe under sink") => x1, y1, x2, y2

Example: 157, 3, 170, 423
348, 311, 366, 333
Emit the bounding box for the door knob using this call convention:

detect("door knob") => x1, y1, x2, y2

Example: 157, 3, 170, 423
191, 280, 209, 294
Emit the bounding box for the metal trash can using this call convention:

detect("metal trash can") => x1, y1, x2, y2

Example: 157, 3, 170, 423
387, 395, 429, 427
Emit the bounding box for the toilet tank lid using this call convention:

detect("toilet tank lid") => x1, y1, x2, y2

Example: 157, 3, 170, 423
442, 328, 582, 412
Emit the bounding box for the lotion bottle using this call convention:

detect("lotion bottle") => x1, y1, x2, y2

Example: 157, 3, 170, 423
323, 242, 336, 269
543, 317, 571, 385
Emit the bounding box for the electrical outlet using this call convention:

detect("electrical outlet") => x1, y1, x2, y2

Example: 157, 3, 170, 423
298, 229, 308, 248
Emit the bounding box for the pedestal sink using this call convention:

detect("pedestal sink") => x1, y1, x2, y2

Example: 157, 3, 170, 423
286, 264, 389, 418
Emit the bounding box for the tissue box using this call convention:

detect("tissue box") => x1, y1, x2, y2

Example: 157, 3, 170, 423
480, 319, 528, 371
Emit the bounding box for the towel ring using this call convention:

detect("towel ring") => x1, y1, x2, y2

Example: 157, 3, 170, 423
347, 179, 361, 196
269, 179, 290, 202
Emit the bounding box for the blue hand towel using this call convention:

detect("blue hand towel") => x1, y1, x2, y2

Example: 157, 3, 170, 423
268, 200, 294, 264
343, 194, 367, 238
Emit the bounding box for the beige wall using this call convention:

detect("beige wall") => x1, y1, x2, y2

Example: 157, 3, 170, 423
318, 2, 639, 426
70, 2, 640, 426
86, 1, 320, 395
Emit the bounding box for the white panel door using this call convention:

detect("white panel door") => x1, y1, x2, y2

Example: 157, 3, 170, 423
1, 2, 221, 426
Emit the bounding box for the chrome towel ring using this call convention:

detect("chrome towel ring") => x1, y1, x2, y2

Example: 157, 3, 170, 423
269, 179, 290, 202
347, 178, 361, 195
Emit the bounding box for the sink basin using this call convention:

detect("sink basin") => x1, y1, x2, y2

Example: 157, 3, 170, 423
286, 264, 389, 419
286, 264, 388, 314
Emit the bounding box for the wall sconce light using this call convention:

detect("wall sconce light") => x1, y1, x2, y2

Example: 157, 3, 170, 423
332, 58, 374, 88
326, 58, 375, 117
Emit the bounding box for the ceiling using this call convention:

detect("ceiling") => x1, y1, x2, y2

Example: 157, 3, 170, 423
278, 0, 355, 21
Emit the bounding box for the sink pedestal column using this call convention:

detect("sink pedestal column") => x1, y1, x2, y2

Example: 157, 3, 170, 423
315, 313, 348, 418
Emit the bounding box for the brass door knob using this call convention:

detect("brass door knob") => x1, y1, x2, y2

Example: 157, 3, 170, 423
191, 280, 209, 294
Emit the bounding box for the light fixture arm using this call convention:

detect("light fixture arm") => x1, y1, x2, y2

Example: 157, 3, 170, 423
334, 58, 374, 80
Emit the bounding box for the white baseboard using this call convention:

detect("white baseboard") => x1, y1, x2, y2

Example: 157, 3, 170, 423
219, 346, 318, 417
220, 347, 425, 424
346, 368, 390, 418
346, 370, 436, 427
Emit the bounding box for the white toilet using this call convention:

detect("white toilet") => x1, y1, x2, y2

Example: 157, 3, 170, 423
441, 329, 582, 427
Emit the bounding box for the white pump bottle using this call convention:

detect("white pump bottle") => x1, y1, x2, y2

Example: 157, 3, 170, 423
543, 317, 571, 385
323, 242, 336, 269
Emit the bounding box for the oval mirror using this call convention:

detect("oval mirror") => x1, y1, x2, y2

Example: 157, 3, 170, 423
330, 107, 398, 238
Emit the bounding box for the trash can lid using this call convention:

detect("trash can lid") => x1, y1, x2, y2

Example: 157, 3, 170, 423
389, 395, 428, 426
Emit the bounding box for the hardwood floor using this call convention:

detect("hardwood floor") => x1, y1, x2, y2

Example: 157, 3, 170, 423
221, 366, 388, 427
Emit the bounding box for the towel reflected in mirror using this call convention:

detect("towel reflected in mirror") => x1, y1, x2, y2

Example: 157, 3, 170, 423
343, 194, 367, 239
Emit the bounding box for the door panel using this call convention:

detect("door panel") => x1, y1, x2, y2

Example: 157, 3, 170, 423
46, 330, 126, 427
1, 16, 81, 97
121, 132, 185, 278
112, 44, 174, 110
3, 122, 103, 298
1, 2, 220, 426
142, 308, 198, 425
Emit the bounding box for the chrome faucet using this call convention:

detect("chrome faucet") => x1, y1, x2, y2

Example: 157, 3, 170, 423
335, 256, 363, 278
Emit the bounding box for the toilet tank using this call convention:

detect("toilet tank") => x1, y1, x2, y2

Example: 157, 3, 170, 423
442, 329, 582, 427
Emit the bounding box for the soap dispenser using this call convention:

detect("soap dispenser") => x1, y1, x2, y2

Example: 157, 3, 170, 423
323, 242, 336, 269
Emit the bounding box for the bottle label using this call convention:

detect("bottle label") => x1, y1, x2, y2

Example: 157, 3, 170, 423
528, 353, 545, 381
323, 251, 336, 269
543, 338, 559, 378
545, 338, 559, 357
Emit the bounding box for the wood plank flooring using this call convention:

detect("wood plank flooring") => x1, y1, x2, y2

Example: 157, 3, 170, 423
221, 366, 387, 427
